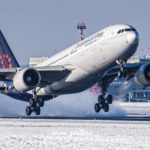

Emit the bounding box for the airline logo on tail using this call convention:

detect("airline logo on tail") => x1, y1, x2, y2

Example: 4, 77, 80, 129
0, 54, 13, 68
0, 31, 20, 68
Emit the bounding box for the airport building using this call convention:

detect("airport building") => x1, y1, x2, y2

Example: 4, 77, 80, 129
29, 57, 49, 66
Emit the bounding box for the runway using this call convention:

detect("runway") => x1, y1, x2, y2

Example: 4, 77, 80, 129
0, 118, 149, 150
1, 115, 150, 122
0, 102, 150, 149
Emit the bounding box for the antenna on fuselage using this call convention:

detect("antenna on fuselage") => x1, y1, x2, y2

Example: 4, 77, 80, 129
77, 22, 86, 41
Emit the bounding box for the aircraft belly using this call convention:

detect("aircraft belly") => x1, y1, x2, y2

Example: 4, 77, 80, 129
50, 74, 98, 94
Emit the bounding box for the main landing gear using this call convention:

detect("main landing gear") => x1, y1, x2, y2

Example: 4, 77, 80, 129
94, 94, 113, 113
94, 59, 126, 113
26, 96, 44, 116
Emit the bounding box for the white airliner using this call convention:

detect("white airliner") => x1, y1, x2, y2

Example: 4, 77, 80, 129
0, 24, 148, 116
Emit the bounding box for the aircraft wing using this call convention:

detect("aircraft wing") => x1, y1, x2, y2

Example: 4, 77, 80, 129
0, 66, 71, 85
98, 62, 142, 92
105, 63, 141, 78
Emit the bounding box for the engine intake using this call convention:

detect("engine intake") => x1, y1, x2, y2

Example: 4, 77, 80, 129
134, 63, 150, 86
13, 68, 41, 92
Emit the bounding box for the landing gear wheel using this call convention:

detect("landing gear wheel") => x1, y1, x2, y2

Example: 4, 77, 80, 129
98, 95, 105, 104
34, 106, 41, 115
107, 95, 113, 104
94, 103, 101, 113
29, 98, 36, 107
102, 103, 109, 112
37, 98, 44, 107
26, 106, 32, 116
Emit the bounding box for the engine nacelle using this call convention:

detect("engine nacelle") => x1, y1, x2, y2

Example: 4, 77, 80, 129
13, 68, 41, 92
134, 63, 150, 86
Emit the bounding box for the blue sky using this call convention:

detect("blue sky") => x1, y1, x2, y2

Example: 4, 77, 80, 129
0, 0, 149, 65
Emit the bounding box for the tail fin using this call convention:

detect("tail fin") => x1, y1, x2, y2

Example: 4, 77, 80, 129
0, 31, 20, 68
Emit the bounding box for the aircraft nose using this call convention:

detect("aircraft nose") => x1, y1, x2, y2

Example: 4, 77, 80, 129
127, 31, 139, 45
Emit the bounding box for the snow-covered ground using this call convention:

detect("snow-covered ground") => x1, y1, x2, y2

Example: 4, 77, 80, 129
0, 119, 149, 150
1, 91, 150, 149
0, 92, 150, 149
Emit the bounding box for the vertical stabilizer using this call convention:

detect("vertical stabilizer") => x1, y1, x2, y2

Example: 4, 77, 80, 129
0, 31, 20, 68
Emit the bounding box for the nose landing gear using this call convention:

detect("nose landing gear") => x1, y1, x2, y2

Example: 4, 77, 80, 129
116, 59, 127, 77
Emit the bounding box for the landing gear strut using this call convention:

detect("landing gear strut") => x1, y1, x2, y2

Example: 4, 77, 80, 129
94, 94, 113, 113
95, 72, 115, 113
116, 59, 127, 77
26, 90, 44, 116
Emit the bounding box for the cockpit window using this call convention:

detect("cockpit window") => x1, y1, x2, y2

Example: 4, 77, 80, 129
117, 27, 136, 34
117, 29, 124, 34
129, 25, 137, 32
131, 28, 136, 32
125, 28, 132, 32
117, 30, 121, 34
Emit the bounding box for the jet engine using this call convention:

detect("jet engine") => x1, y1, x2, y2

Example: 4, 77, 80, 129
134, 63, 150, 86
13, 68, 41, 92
